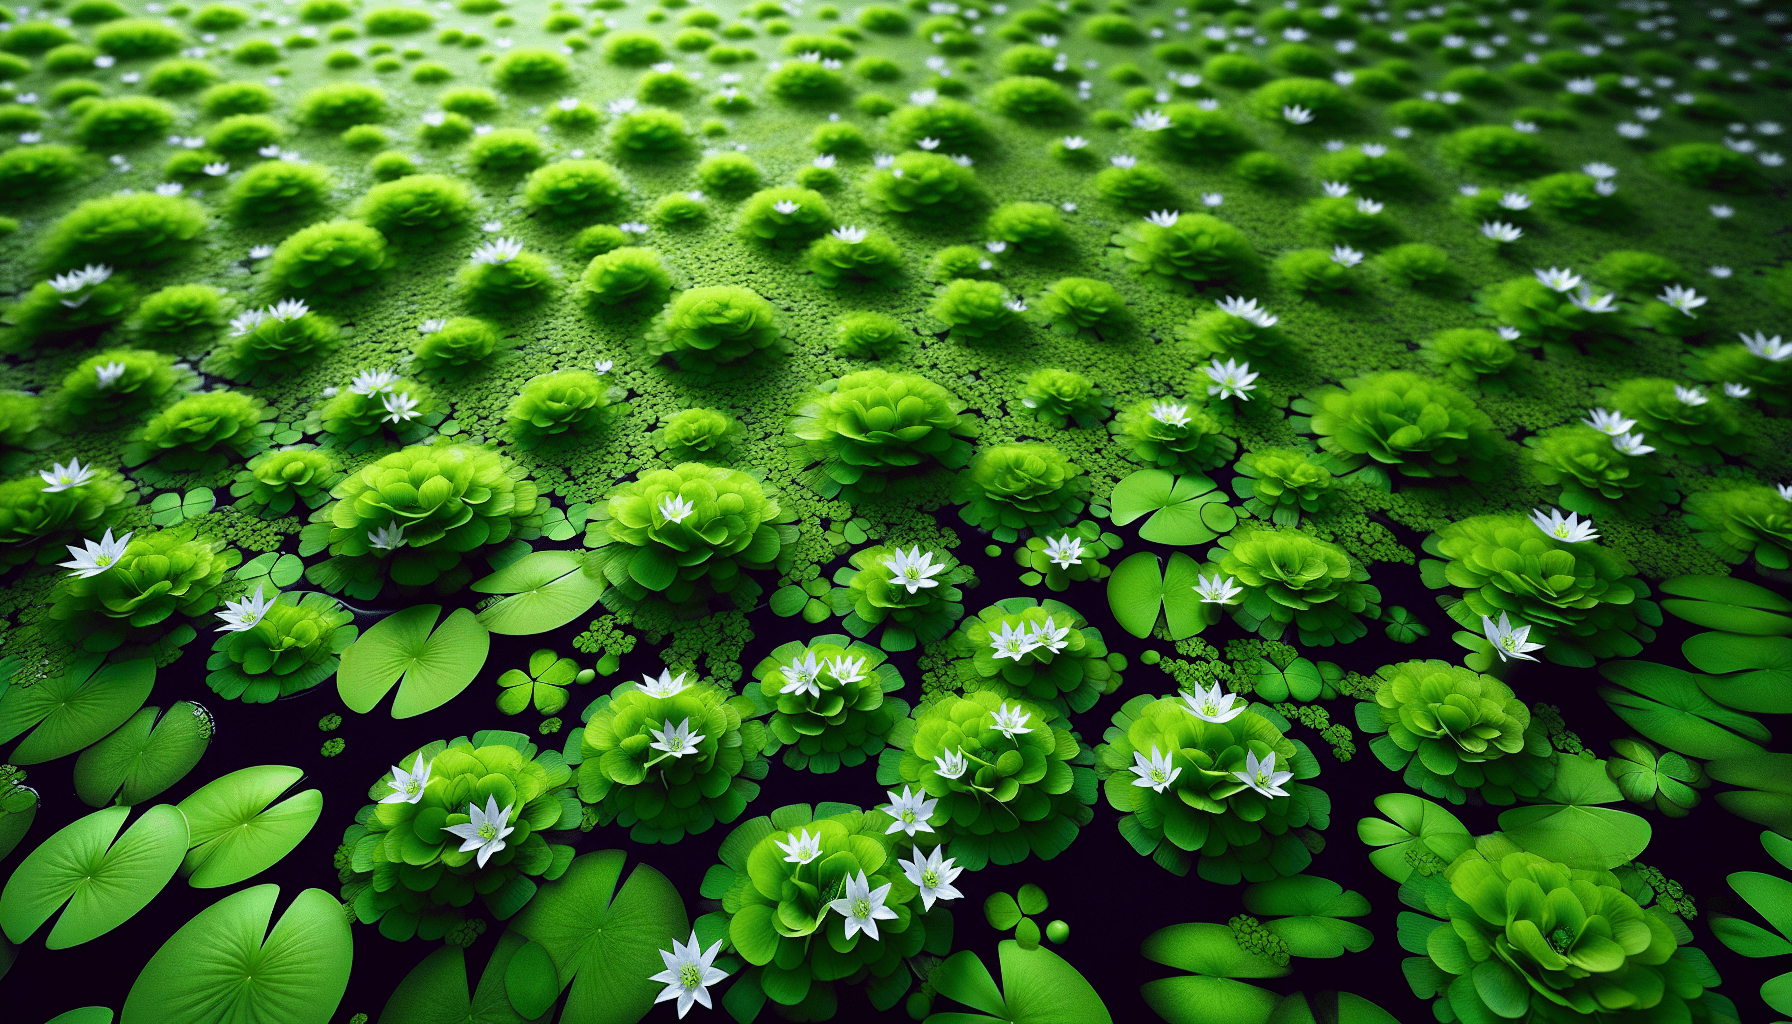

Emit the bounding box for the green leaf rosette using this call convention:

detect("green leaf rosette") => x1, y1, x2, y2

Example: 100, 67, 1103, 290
50, 526, 240, 631
1096, 695, 1328, 882
1607, 377, 1743, 463
1356, 659, 1556, 805
1684, 485, 1792, 571
950, 597, 1122, 715
1400, 837, 1717, 1024
0, 465, 133, 564
205, 591, 358, 702
746, 634, 908, 773
584, 462, 796, 613
952, 442, 1087, 543
789, 369, 980, 502
876, 689, 1097, 869
692, 803, 953, 1016
229, 446, 341, 517
1524, 424, 1673, 518
828, 543, 971, 651
309, 440, 544, 592
573, 674, 768, 842
1299, 371, 1503, 483
1420, 514, 1658, 668
1211, 525, 1381, 646
338, 730, 580, 940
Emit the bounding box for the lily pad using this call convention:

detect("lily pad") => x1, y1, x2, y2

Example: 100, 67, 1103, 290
1682, 633, 1792, 713
1599, 659, 1770, 759
176, 765, 323, 888
376, 930, 550, 1024
149, 487, 216, 526
1494, 757, 1651, 870
0, 803, 188, 949
1108, 552, 1166, 639
927, 940, 1112, 1024
0, 654, 157, 765
121, 885, 352, 1024
507, 849, 688, 1024
1108, 470, 1235, 546
1140, 922, 1289, 979
74, 702, 213, 807
1355, 793, 1473, 883
1659, 575, 1792, 635
338, 604, 491, 718
473, 551, 607, 637
236, 551, 306, 589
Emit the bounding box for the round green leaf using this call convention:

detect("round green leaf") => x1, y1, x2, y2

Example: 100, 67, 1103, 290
0, 803, 188, 949
74, 702, 212, 807
0, 655, 157, 765
177, 765, 323, 888
1107, 552, 1165, 640
504, 939, 560, 1019
121, 885, 352, 1024
985, 891, 1023, 931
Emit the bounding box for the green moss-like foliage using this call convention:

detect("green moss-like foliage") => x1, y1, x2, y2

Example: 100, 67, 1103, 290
264, 220, 390, 298
467, 128, 548, 173
1276, 248, 1353, 295
1303, 371, 1502, 482
864, 151, 986, 220
1408, 842, 1712, 1024
1594, 251, 1683, 295
1310, 148, 1424, 198
458, 247, 555, 314
603, 29, 668, 65
645, 285, 783, 373
1250, 77, 1349, 124
192, 3, 250, 30
93, 18, 187, 58
807, 228, 903, 288
211, 303, 341, 382
1424, 328, 1517, 385
1179, 304, 1289, 361
651, 196, 707, 228
1607, 377, 1742, 463
1232, 448, 1336, 526
1, 21, 78, 54
317, 377, 439, 441
50, 349, 182, 429
1113, 398, 1234, 473
577, 675, 767, 841
1525, 424, 1670, 517
1422, 514, 1656, 666
1701, 342, 1792, 405
1019, 368, 1107, 429
749, 635, 907, 771
223, 160, 332, 224
1654, 142, 1757, 192
952, 597, 1119, 714
129, 283, 229, 346
987, 201, 1067, 254
832, 311, 910, 359
694, 152, 760, 197
657, 407, 738, 463
1441, 125, 1553, 177
519, 161, 628, 228
1153, 103, 1254, 162
931, 278, 1022, 344
51, 526, 240, 630
231, 446, 341, 516
579, 246, 672, 308
73, 96, 176, 147
39, 193, 207, 275
735, 185, 833, 244
880, 688, 1095, 868
1093, 162, 1177, 211
790, 368, 978, 501
363, 6, 434, 33
1685, 486, 1792, 570
1302, 197, 1394, 247
1114, 213, 1258, 289
1214, 525, 1379, 645
145, 58, 219, 96
0, 145, 86, 198
205, 113, 285, 152
1361, 659, 1555, 804
584, 461, 793, 610
298, 81, 389, 127
1097, 695, 1326, 881
340, 734, 576, 939
505, 369, 616, 445
987, 74, 1078, 123
607, 107, 692, 160
1387, 98, 1454, 131
207, 591, 354, 702
414, 317, 503, 372
1376, 243, 1453, 290
418, 111, 473, 146
315, 440, 542, 588
0, 393, 41, 451
1530, 172, 1622, 224
355, 174, 472, 242
0, 465, 131, 553
491, 46, 570, 89
886, 97, 992, 153
1204, 53, 1270, 88
341, 125, 390, 152
953, 442, 1085, 541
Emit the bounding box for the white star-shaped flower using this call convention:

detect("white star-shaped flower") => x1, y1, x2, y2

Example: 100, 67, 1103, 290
650, 931, 729, 1020
1130, 746, 1181, 793
639, 668, 688, 698
989, 620, 1039, 661
882, 786, 938, 836
1483, 611, 1544, 663
39, 459, 94, 492
1043, 534, 1083, 569
215, 584, 276, 632
1233, 750, 1293, 798
60, 529, 131, 578
900, 846, 964, 911
442, 796, 515, 868
379, 752, 432, 804
991, 701, 1033, 739
657, 494, 696, 524
1530, 508, 1598, 543
1180, 682, 1245, 723
649, 717, 705, 759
